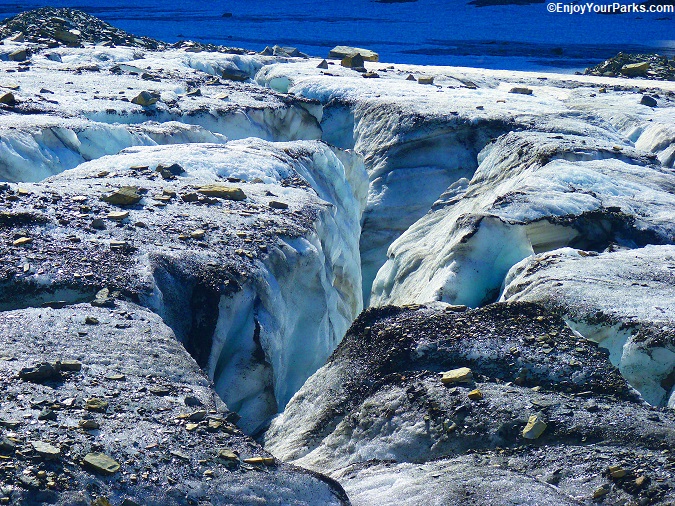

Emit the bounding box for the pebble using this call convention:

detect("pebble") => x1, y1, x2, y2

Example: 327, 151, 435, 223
467, 389, 483, 400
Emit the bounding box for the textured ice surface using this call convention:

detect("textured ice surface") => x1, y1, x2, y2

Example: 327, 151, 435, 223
266, 303, 675, 504
370, 131, 675, 308
0, 138, 366, 434
501, 246, 675, 407
257, 58, 675, 302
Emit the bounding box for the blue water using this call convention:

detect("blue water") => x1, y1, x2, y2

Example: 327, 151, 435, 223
1, 0, 674, 71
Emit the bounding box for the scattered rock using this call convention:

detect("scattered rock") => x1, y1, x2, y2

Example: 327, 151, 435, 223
269, 200, 288, 210
621, 61, 650, 77
509, 87, 533, 95
329, 46, 379, 62
221, 68, 249, 82
522, 414, 547, 439
19, 362, 60, 383
243, 456, 275, 466
317, 59, 329, 69
592, 485, 610, 499
8, 49, 27, 61
640, 95, 657, 107
608, 465, 626, 479
85, 398, 108, 412
341, 53, 365, 69
441, 367, 473, 384
83, 452, 120, 475
467, 389, 483, 400
12, 237, 32, 246
30, 441, 61, 460
197, 184, 246, 201
406, 74, 416, 81
191, 229, 206, 239
79, 418, 100, 429
60, 359, 82, 371
38, 408, 57, 421
131, 91, 159, 106
102, 186, 142, 206
418, 76, 434, 85
107, 210, 129, 221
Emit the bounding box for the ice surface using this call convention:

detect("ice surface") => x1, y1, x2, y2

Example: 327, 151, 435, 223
501, 246, 675, 406
56, 139, 367, 433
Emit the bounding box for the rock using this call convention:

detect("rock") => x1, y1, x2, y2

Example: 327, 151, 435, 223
156, 163, 183, 177
418, 76, 434, 85
30, 441, 61, 460
85, 316, 99, 325
149, 386, 170, 396
440, 367, 473, 384
91, 498, 112, 506
522, 414, 547, 439
0, 437, 16, 453
83, 452, 120, 475
188, 410, 207, 421
406, 74, 416, 81
221, 68, 249, 82
60, 359, 82, 371
85, 398, 108, 412
190, 229, 205, 239
269, 200, 288, 210
186, 88, 201, 97
608, 465, 626, 479
635, 475, 647, 488
102, 186, 142, 206
621, 62, 649, 77
243, 456, 275, 465
79, 418, 100, 429
341, 53, 365, 69
107, 211, 129, 221
317, 59, 329, 69
12, 237, 32, 246
592, 485, 610, 499
329, 46, 379, 62
363, 72, 380, 79
640, 95, 657, 107
467, 389, 483, 400
131, 91, 159, 106
184, 395, 203, 407
197, 184, 246, 201
19, 362, 60, 383
38, 408, 57, 421
91, 218, 106, 230
53, 29, 79, 44
8, 49, 27, 61
91, 288, 114, 308
509, 87, 533, 95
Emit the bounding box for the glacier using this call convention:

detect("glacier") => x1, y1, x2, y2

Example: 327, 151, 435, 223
1, 10, 675, 503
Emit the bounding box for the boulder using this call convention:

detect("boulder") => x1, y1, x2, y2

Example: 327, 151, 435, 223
131, 91, 159, 106
0, 92, 16, 106
620, 62, 649, 77
640, 94, 657, 107
329, 45, 379, 62
341, 53, 365, 69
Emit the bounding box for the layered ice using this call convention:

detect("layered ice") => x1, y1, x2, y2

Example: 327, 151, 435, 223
370, 131, 675, 308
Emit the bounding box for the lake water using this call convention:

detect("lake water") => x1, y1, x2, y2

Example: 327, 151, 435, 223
1, 0, 674, 71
